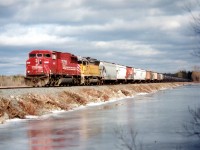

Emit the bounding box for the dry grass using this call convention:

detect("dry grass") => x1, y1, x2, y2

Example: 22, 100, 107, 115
192, 72, 200, 82
0, 75, 25, 86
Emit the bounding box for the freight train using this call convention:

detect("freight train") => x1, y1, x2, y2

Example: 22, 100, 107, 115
25, 50, 188, 87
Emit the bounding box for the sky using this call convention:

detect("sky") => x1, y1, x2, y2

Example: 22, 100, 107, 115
0, 0, 199, 75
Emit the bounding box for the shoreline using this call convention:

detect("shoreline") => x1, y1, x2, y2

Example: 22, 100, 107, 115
0, 82, 191, 124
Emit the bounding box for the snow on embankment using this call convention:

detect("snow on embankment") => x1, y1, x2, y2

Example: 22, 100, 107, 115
0, 82, 189, 123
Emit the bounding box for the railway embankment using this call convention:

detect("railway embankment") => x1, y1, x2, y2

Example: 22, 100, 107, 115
0, 82, 190, 124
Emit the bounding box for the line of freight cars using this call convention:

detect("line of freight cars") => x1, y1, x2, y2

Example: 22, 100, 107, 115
25, 50, 188, 87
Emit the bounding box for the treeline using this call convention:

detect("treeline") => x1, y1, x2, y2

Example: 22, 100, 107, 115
164, 71, 192, 80
164, 70, 200, 82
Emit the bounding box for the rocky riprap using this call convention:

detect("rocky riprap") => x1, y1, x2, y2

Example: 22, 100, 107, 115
0, 82, 189, 124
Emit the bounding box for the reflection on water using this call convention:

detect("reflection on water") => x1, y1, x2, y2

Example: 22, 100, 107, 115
28, 119, 75, 149
27, 111, 103, 150
0, 84, 200, 150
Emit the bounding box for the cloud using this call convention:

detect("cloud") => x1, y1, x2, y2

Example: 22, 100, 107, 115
0, 24, 77, 46
94, 40, 163, 57
0, 57, 25, 66
0, 0, 199, 75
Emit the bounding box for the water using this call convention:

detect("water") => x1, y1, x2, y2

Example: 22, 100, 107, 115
0, 84, 200, 150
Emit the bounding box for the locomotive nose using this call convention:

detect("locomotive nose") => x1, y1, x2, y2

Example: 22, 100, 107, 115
26, 58, 45, 75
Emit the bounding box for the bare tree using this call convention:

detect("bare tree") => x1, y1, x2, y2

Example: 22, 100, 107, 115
183, 107, 200, 139
185, 0, 200, 57
114, 126, 143, 150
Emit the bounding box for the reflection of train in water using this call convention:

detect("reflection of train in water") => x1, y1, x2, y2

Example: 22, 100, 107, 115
25, 50, 188, 87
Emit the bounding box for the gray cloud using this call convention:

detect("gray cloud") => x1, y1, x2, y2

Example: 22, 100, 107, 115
0, 0, 199, 75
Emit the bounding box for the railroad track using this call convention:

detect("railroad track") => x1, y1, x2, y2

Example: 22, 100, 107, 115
0, 86, 33, 90
0, 82, 189, 90
0, 85, 84, 90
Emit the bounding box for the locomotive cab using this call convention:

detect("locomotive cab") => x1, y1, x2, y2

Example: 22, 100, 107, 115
25, 50, 54, 86
25, 50, 81, 87
26, 50, 53, 76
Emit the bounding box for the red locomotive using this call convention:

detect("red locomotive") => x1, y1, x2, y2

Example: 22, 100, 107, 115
25, 50, 81, 86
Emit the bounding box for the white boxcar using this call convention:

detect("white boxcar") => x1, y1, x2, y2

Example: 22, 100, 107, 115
99, 61, 117, 80
158, 73, 164, 81
134, 68, 146, 81
116, 64, 126, 80
152, 72, 158, 80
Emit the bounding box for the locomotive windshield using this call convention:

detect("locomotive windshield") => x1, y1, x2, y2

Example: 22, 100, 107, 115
37, 54, 42, 57
44, 54, 51, 58
29, 53, 51, 58
29, 54, 36, 58
71, 57, 78, 63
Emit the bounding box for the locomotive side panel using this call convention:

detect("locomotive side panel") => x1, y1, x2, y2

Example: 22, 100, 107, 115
56, 52, 80, 76
80, 64, 100, 77
79, 63, 101, 85
89, 64, 100, 77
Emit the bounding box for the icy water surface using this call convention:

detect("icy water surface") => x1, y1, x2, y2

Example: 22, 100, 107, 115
0, 84, 200, 150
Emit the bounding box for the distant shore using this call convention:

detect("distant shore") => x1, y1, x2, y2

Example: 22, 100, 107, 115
0, 82, 191, 124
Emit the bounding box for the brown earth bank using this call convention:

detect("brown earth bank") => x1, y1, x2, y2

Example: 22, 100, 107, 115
0, 82, 191, 124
